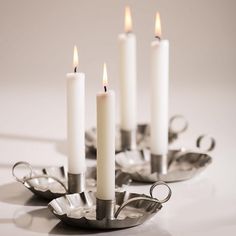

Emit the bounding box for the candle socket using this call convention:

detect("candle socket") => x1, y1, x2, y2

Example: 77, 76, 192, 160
68, 172, 85, 193
96, 198, 116, 220
120, 129, 137, 150
151, 154, 168, 175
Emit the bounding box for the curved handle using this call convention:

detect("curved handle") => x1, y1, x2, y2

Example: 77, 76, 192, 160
114, 181, 172, 218
12, 162, 68, 193
12, 161, 33, 183
149, 181, 172, 203
196, 135, 216, 153
114, 196, 160, 218
169, 115, 188, 135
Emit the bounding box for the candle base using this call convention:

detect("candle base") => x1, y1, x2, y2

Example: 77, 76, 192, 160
120, 129, 137, 150
151, 154, 168, 175
116, 134, 216, 183
68, 172, 86, 193
96, 198, 116, 220
48, 181, 171, 229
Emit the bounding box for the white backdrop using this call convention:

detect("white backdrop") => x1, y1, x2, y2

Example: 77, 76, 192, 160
0, 1, 236, 236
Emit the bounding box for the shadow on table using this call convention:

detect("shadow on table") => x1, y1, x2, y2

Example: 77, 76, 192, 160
50, 218, 172, 236
50, 222, 107, 235
13, 207, 172, 236
0, 181, 48, 206
13, 208, 108, 235
0, 133, 97, 160
0, 133, 67, 156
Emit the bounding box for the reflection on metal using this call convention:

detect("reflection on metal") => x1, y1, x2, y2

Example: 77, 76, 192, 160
85, 115, 188, 158
67, 173, 85, 194
48, 181, 171, 229
12, 163, 131, 200
116, 135, 215, 183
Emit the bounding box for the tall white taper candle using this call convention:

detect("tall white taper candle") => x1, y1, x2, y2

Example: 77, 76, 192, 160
96, 63, 115, 200
67, 46, 86, 174
118, 6, 137, 131
150, 13, 169, 156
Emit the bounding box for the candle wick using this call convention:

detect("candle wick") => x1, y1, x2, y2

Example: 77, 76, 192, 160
104, 86, 107, 92
155, 35, 161, 40
74, 67, 77, 73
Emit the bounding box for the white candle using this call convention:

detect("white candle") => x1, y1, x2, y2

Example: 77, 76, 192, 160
150, 12, 169, 155
118, 6, 137, 131
96, 63, 115, 200
67, 46, 86, 174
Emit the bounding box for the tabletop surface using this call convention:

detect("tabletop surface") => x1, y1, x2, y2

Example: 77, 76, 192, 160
0, 82, 235, 236
1, 0, 236, 235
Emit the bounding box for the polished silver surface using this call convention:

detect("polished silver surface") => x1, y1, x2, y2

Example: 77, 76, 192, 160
68, 173, 85, 194
12, 162, 68, 200
151, 154, 168, 174
85, 115, 188, 158
96, 198, 115, 220
116, 135, 215, 183
120, 129, 137, 150
12, 163, 131, 200
48, 181, 171, 229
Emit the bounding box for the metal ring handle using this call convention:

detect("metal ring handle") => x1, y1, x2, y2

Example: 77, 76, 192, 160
26, 175, 68, 193
12, 162, 33, 183
169, 115, 188, 134
149, 181, 172, 204
196, 135, 216, 152
114, 196, 160, 218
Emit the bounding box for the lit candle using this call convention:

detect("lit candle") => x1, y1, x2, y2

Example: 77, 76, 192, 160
67, 46, 86, 175
150, 13, 169, 173
118, 6, 137, 149
96, 63, 115, 200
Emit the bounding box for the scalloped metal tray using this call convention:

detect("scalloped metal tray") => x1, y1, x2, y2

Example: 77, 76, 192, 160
115, 135, 215, 183
12, 163, 131, 200
116, 149, 212, 183
48, 182, 171, 229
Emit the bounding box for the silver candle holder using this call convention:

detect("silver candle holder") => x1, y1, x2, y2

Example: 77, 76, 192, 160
85, 114, 188, 157
116, 135, 216, 183
67, 173, 86, 193
12, 162, 131, 200
120, 129, 137, 150
48, 181, 172, 229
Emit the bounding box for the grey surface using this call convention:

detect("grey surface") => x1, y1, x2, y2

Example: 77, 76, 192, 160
0, 0, 236, 236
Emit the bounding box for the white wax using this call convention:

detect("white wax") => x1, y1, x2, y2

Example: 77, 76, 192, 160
150, 39, 169, 155
67, 72, 86, 174
118, 33, 137, 131
96, 91, 115, 200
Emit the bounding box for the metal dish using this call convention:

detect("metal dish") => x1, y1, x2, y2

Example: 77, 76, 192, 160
115, 135, 215, 183
48, 181, 171, 229
12, 162, 131, 200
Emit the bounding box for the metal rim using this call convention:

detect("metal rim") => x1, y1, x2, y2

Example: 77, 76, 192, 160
12, 162, 68, 193
169, 115, 188, 134
114, 196, 160, 218
196, 135, 216, 152
26, 175, 68, 193
12, 161, 33, 183
149, 181, 172, 203
114, 181, 171, 218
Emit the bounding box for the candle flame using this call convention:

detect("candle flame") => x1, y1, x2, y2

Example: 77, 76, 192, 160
155, 12, 162, 38
125, 6, 132, 33
103, 63, 108, 88
73, 45, 79, 71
